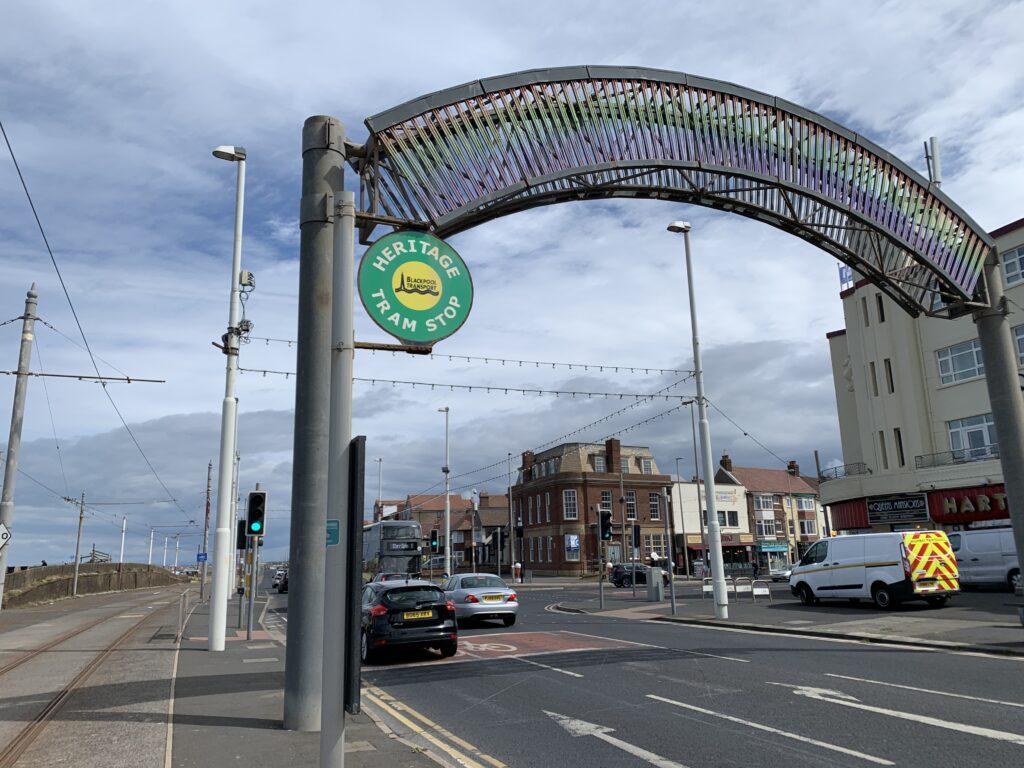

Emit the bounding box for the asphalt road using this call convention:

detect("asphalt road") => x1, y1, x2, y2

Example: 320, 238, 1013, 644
343, 581, 1024, 768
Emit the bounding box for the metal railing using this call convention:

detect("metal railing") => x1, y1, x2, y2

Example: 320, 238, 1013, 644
818, 462, 872, 482
915, 445, 999, 469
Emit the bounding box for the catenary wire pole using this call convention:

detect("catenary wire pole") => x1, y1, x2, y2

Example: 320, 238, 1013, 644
201, 460, 212, 600
0, 285, 37, 616
72, 492, 84, 596
663, 487, 677, 614
320, 191, 355, 768
148, 529, 154, 566
286, 115, 343, 732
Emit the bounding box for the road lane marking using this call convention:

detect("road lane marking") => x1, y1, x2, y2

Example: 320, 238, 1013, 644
515, 657, 583, 677
824, 673, 1024, 708
768, 683, 1024, 746
364, 688, 504, 768
646, 694, 894, 765
242, 657, 278, 663
545, 710, 688, 768
563, 629, 749, 663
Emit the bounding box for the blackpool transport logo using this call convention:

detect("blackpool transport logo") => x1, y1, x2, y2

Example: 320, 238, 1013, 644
358, 231, 473, 345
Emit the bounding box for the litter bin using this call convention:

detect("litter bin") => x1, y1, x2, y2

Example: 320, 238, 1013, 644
646, 567, 664, 601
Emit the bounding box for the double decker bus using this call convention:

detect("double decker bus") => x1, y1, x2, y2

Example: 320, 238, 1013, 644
362, 520, 423, 579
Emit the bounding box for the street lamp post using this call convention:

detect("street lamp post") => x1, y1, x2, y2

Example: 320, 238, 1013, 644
674, 457, 690, 578
668, 221, 729, 619
209, 144, 247, 652
439, 408, 451, 576
375, 457, 383, 519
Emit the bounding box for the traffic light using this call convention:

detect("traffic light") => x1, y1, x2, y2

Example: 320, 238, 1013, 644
236, 519, 247, 550
600, 511, 613, 541
633, 524, 641, 548
429, 529, 439, 553
247, 491, 267, 536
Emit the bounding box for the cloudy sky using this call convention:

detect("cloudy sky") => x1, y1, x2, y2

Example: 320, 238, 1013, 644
1, 0, 1021, 566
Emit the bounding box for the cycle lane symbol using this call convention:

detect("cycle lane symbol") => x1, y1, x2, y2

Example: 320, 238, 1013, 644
458, 640, 517, 654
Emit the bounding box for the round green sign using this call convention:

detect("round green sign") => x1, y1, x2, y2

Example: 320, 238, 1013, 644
358, 231, 473, 345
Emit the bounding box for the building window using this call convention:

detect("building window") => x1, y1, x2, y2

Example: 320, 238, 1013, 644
643, 533, 667, 559
563, 489, 578, 520
799, 519, 818, 536
876, 294, 886, 323
529, 537, 535, 562
547, 536, 553, 562
451, 531, 464, 543
593, 454, 606, 472
1015, 324, 1024, 366
937, 338, 984, 384
726, 510, 739, 527
948, 413, 997, 459
1003, 245, 1024, 286
620, 457, 630, 474
754, 494, 774, 511
649, 492, 661, 520
869, 361, 879, 396
861, 296, 870, 326
878, 430, 889, 470
796, 497, 815, 511
641, 458, 653, 475
756, 519, 777, 537
626, 491, 637, 520
527, 496, 533, 525
884, 358, 894, 393
894, 427, 906, 467
564, 534, 581, 562
454, 550, 464, 564
600, 490, 612, 513
545, 492, 550, 522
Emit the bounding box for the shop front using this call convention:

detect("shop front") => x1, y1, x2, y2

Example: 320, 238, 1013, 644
686, 533, 754, 576
754, 540, 789, 572
829, 485, 1012, 534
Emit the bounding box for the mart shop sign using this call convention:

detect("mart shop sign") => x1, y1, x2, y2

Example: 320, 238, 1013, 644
358, 231, 473, 345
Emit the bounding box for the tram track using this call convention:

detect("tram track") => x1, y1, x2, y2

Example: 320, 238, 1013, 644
0, 589, 187, 767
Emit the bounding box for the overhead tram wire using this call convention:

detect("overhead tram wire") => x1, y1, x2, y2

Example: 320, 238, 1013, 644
34, 337, 69, 498
247, 337, 691, 376
1, 119, 191, 525
705, 398, 792, 467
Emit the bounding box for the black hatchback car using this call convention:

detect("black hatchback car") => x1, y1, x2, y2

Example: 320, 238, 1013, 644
610, 563, 670, 588
360, 580, 457, 663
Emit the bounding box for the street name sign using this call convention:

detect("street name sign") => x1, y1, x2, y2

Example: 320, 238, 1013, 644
358, 231, 473, 345
196, 552, 208, 562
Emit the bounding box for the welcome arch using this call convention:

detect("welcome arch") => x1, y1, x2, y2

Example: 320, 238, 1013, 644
350, 65, 994, 318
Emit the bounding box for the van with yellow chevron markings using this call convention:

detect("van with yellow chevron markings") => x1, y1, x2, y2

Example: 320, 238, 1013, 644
789, 530, 959, 610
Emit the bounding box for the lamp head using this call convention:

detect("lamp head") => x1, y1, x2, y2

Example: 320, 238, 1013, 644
667, 221, 691, 233
212, 145, 247, 162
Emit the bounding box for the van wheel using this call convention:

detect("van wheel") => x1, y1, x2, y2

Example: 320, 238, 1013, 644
1009, 569, 1022, 593
872, 584, 898, 610
797, 584, 816, 606
926, 596, 948, 608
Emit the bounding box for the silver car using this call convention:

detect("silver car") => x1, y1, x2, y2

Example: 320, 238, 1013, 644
442, 573, 519, 626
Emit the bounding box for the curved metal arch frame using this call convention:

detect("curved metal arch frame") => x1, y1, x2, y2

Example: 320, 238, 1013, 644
350, 66, 995, 318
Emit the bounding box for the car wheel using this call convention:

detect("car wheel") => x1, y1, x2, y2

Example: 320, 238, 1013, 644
872, 584, 898, 610
501, 615, 516, 627
926, 596, 948, 608
622, 576, 632, 587
1009, 569, 1022, 593
360, 631, 377, 664
797, 583, 816, 606
439, 640, 458, 658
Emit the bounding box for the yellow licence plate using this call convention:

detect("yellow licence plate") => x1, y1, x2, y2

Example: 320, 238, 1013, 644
483, 595, 503, 603
403, 609, 433, 620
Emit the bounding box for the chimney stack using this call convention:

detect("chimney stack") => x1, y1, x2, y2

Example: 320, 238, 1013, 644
720, 454, 733, 472
787, 460, 800, 476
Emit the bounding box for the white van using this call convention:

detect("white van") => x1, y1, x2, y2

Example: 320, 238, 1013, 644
947, 528, 1020, 591
789, 530, 959, 609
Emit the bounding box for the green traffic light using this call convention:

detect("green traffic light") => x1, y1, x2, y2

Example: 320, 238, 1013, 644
251, 521, 262, 532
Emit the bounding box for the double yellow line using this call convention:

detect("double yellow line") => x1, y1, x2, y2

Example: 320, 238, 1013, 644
363, 686, 506, 768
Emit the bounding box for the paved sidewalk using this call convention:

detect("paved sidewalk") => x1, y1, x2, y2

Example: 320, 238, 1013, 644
551, 579, 1024, 656
171, 598, 444, 768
